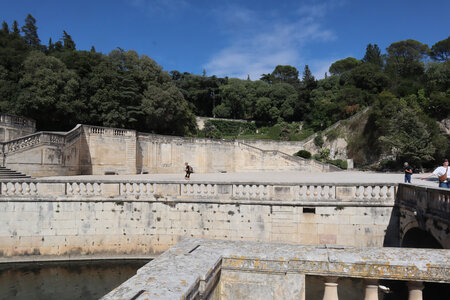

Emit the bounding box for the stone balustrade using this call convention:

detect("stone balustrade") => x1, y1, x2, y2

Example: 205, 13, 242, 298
0, 179, 397, 204
85, 125, 135, 137
101, 238, 450, 300
0, 113, 36, 129
2, 132, 66, 154
398, 183, 450, 223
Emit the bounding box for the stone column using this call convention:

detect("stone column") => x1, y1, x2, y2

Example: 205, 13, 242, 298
323, 277, 339, 300
364, 279, 379, 300
407, 281, 424, 300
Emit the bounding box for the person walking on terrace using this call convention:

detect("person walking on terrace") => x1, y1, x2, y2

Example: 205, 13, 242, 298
420, 158, 449, 188
403, 162, 413, 183
185, 162, 193, 180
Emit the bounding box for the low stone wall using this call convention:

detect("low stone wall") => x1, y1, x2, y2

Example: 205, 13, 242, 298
101, 238, 450, 300
0, 179, 397, 257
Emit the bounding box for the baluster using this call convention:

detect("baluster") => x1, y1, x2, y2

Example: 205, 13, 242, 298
182, 184, 187, 194
18, 183, 23, 195
150, 183, 155, 193
121, 183, 127, 195
32, 183, 38, 195
371, 186, 377, 198
11, 183, 16, 195
255, 185, 260, 196
75, 183, 81, 195
190, 184, 194, 194
320, 185, 325, 197
364, 279, 379, 300
129, 183, 134, 194
83, 183, 88, 195
143, 183, 148, 195
89, 183, 94, 195
386, 186, 392, 198
25, 183, 31, 195
136, 183, 141, 194
202, 184, 207, 195
306, 185, 311, 197
379, 186, 385, 198
1, 183, 7, 195
298, 185, 304, 197
68, 183, 73, 195
263, 185, 268, 196
322, 277, 339, 300
363, 186, 369, 198
328, 185, 334, 198
407, 281, 424, 300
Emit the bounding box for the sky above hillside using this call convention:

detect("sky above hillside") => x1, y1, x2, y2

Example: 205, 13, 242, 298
2, 0, 449, 79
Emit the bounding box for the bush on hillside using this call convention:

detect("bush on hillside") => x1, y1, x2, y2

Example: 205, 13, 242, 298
294, 150, 312, 159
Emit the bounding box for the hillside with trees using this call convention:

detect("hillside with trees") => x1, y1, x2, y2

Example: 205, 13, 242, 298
0, 14, 448, 168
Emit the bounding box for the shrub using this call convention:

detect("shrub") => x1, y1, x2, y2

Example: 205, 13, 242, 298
329, 159, 348, 169
325, 128, 340, 142
294, 150, 312, 159
314, 134, 324, 147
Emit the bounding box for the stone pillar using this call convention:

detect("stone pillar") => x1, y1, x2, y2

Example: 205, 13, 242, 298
364, 279, 379, 300
323, 277, 339, 300
407, 281, 424, 300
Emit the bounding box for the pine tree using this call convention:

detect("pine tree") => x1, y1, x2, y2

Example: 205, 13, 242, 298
90, 46, 96, 53
48, 38, 54, 51
2, 21, 9, 33
363, 44, 383, 67
302, 65, 316, 90
62, 30, 76, 50
21, 14, 40, 47
12, 20, 20, 37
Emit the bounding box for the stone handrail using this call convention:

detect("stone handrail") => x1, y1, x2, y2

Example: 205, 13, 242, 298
101, 238, 450, 300
0, 179, 396, 205
1, 131, 66, 154
83, 124, 136, 137
238, 142, 341, 171
0, 113, 36, 129
397, 183, 450, 224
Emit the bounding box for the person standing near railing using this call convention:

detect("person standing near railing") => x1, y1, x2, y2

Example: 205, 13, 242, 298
403, 162, 413, 183
421, 158, 449, 188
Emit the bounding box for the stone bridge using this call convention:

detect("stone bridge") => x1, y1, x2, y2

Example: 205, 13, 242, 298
102, 238, 449, 300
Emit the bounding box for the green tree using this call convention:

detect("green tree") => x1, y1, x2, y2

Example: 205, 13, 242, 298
430, 36, 449, 61
301, 65, 317, 90
386, 39, 429, 77
16, 52, 82, 130
62, 30, 76, 50
21, 14, 41, 48
2, 21, 9, 33
11, 21, 20, 37
362, 44, 383, 67
271, 65, 299, 85
329, 57, 362, 75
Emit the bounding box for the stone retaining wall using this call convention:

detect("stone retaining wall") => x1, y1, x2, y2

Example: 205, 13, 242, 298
0, 180, 397, 257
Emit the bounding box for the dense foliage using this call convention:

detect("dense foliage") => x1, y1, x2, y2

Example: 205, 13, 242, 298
0, 15, 448, 167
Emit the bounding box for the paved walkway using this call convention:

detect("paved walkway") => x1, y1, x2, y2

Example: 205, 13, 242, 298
41, 171, 442, 188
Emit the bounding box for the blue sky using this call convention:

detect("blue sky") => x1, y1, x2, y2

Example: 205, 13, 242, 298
2, 0, 449, 79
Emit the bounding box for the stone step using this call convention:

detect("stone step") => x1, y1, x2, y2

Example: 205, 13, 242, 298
0, 167, 32, 179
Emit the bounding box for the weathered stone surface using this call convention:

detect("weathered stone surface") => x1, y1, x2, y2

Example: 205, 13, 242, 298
101, 238, 450, 300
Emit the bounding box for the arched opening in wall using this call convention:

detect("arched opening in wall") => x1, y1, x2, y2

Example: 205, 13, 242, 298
401, 228, 443, 249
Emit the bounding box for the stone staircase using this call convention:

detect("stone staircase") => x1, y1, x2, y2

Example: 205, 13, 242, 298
0, 166, 31, 179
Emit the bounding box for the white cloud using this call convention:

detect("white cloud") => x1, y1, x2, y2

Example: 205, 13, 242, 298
204, 2, 339, 79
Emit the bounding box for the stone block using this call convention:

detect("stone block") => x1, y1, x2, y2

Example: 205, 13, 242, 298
335, 186, 356, 200
38, 183, 66, 196
102, 183, 120, 197
155, 183, 180, 196
273, 186, 294, 199
319, 233, 337, 244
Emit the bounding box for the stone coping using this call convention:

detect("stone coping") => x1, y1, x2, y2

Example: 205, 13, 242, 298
101, 238, 450, 299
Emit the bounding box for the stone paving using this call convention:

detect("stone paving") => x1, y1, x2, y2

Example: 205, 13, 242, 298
42, 171, 441, 187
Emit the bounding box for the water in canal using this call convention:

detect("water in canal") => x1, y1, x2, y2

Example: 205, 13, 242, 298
0, 260, 149, 300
